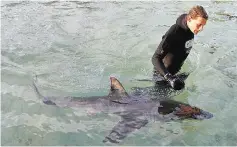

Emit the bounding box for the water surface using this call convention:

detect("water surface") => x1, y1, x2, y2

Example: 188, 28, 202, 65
1, 1, 237, 146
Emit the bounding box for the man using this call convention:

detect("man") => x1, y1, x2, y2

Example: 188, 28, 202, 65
152, 5, 208, 90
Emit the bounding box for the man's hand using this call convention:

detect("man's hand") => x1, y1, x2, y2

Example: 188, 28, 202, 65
164, 73, 185, 90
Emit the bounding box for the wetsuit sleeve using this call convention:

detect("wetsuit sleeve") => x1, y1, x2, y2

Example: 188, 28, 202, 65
152, 24, 177, 76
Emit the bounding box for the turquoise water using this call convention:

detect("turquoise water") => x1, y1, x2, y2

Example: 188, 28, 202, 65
1, 1, 237, 146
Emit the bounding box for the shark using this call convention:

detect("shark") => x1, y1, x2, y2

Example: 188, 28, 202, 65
33, 76, 213, 144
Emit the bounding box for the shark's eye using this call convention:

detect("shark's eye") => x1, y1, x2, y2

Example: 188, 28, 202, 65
195, 107, 201, 114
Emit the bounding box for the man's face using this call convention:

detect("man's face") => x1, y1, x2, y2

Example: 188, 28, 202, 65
187, 16, 207, 35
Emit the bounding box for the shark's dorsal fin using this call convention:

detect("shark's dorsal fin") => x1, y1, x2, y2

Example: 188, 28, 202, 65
108, 77, 130, 103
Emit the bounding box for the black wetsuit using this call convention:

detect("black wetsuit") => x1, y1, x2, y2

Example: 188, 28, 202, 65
152, 14, 194, 80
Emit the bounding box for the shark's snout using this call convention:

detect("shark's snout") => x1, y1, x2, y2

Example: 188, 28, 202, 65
193, 109, 213, 120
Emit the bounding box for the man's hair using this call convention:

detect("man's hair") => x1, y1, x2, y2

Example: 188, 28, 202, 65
188, 5, 208, 20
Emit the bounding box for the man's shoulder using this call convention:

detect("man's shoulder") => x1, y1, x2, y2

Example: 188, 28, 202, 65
162, 14, 187, 38
165, 24, 179, 36
167, 13, 187, 31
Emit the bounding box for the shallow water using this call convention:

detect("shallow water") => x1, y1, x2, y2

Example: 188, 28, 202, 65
1, 1, 237, 146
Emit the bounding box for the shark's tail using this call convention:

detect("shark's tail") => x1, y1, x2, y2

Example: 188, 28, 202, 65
32, 75, 56, 105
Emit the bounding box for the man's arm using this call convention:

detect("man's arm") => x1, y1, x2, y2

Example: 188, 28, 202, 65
152, 25, 185, 90
152, 24, 177, 76
151, 41, 169, 76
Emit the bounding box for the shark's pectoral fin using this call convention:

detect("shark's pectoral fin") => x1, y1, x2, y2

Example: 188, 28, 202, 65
103, 116, 148, 144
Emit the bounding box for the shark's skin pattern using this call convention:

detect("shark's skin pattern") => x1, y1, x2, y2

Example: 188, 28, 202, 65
33, 76, 213, 144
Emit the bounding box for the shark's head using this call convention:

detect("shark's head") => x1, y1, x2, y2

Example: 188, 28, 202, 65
158, 100, 213, 120
174, 104, 213, 120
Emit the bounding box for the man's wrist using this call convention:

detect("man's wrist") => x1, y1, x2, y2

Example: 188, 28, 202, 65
164, 73, 172, 80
